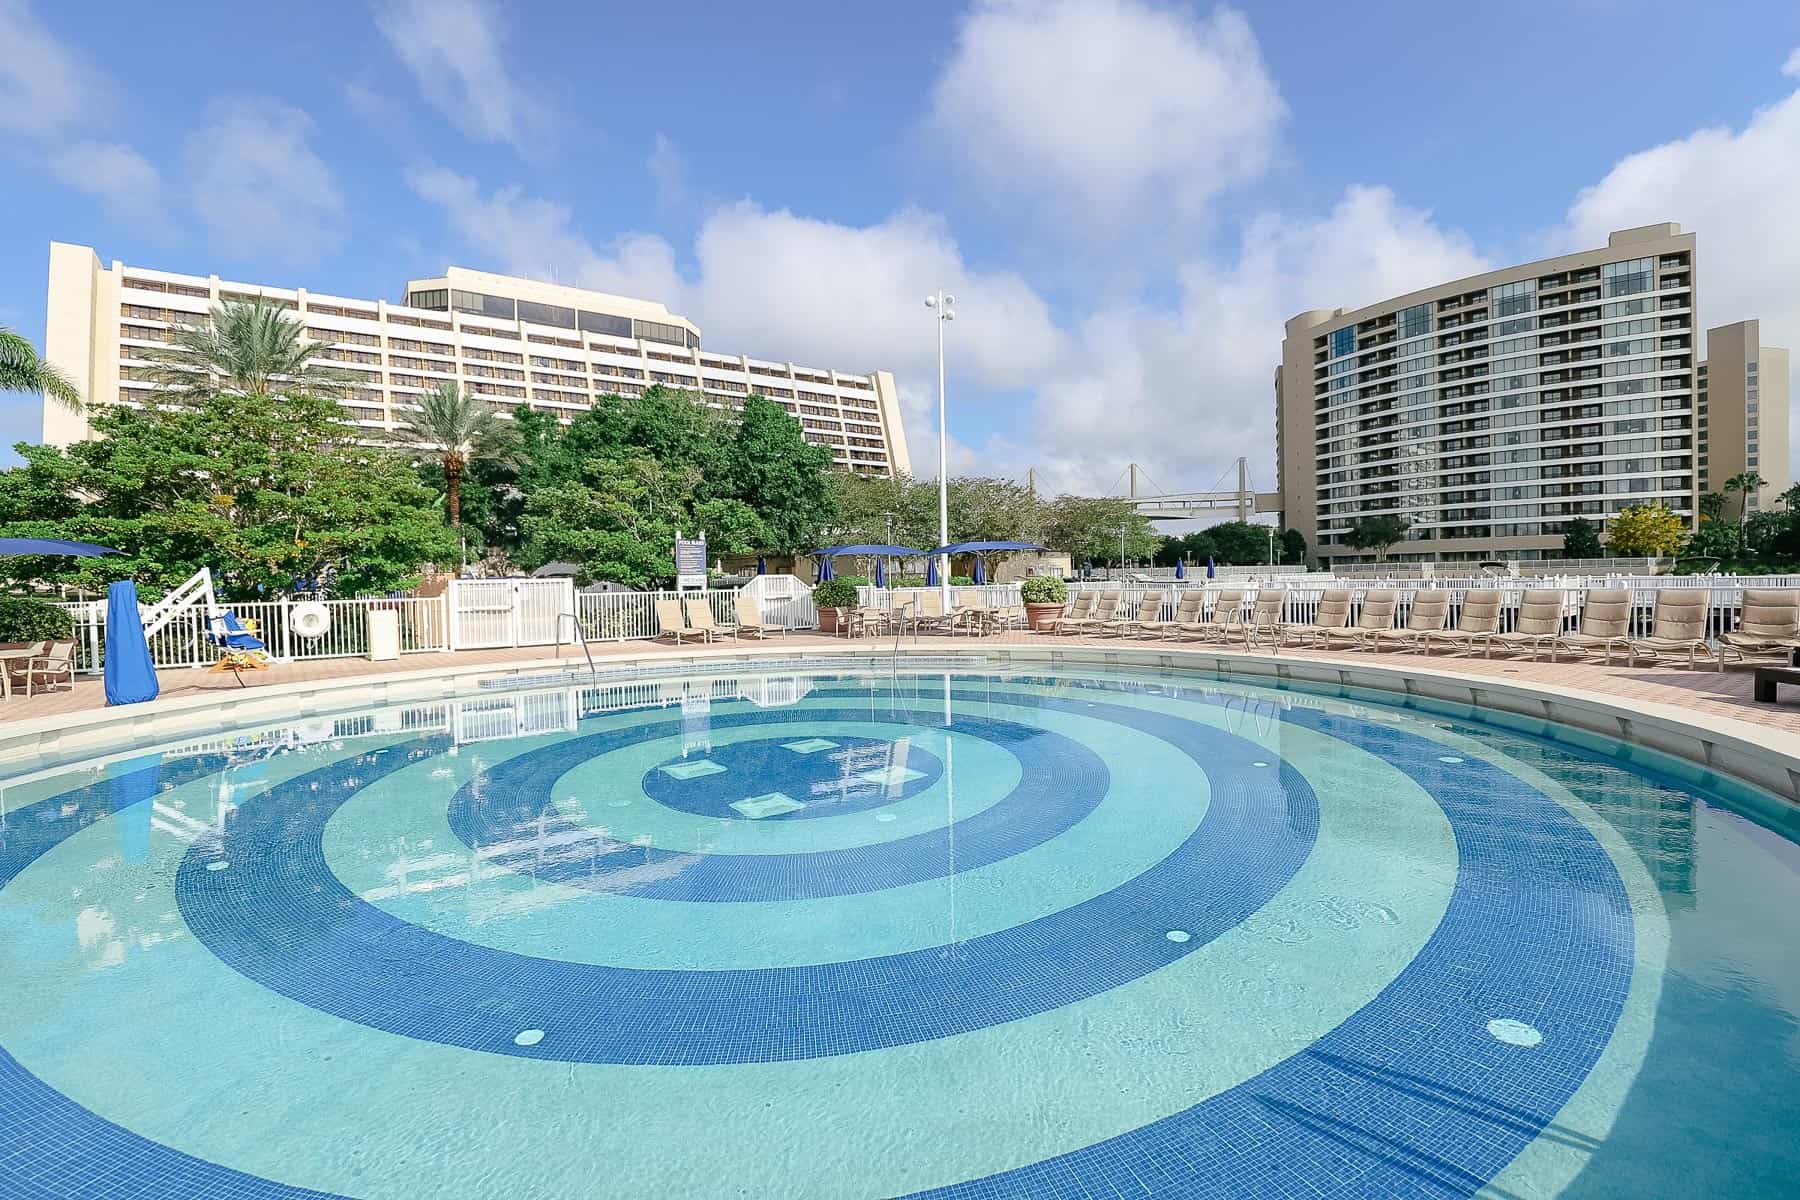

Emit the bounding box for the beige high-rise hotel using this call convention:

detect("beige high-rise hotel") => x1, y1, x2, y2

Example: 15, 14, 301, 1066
1697, 319, 1790, 516
1276, 224, 1721, 565
41, 243, 911, 477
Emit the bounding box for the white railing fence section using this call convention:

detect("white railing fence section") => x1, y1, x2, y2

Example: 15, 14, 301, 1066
738, 574, 818, 630
572, 587, 816, 643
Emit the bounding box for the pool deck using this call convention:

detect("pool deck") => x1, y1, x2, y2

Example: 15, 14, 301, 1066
6, 629, 1799, 736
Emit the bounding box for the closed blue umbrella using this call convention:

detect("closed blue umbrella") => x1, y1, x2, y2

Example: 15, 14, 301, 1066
1206, 556, 1216, 579
875, 558, 887, 587
103, 580, 158, 705
1175, 559, 1186, 580
973, 556, 985, 584
818, 557, 833, 583
756, 556, 767, 575
926, 558, 939, 587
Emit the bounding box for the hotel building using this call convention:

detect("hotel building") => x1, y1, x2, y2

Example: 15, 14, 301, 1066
42, 243, 911, 477
1276, 224, 1706, 565
1697, 319, 1789, 516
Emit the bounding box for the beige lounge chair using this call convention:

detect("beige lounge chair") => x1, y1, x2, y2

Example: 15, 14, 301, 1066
947, 589, 992, 636
908, 589, 954, 634
655, 598, 707, 644
1368, 590, 1450, 652
733, 595, 784, 639
1720, 589, 1800, 662
1059, 591, 1120, 635
1177, 588, 1245, 641
1628, 589, 1722, 669
1103, 591, 1166, 637
1417, 591, 1503, 655
1038, 590, 1094, 635
1485, 590, 1568, 659
1320, 590, 1398, 650
685, 597, 737, 642
1553, 589, 1633, 663
1163, 592, 1206, 640
1280, 589, 1351, 648
1235, 588, 1288, 647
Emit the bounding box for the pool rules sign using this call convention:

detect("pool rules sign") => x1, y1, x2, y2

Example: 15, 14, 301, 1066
674, 532, 707, 591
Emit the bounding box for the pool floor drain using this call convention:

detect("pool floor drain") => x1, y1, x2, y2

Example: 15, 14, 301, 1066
513, 1029, 545, 1047
1486, 1018, 1543, 1047
1165, 930, 1191, 943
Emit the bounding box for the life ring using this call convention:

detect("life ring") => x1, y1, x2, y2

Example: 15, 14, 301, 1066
289, 601, 332, 638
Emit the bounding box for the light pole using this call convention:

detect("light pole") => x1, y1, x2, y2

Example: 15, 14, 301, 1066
926, 290, 955, 608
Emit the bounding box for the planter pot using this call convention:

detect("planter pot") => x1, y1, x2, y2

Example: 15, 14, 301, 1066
1025, 603, 1065, 631
817, 606, 846, 633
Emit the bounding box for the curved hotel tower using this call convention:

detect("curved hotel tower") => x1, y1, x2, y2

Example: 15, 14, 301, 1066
1277, 224, 1716, 565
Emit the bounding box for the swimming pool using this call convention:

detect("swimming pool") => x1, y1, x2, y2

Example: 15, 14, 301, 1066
2, 661, 1797, 1198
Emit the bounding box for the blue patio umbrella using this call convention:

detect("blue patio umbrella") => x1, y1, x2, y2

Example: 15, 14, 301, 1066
809, 544, 926, 558
924, 540, 1048, 555
926, 557, 939, 587
874, 558, 887, 587
756, 556, 767, 575
103, 579, 159, 706
972, 556, 985, 584
1206, 556, 1217, 579
1175, 559, 1187, 580
817, 556, 833, 583
0, 537, 122, 557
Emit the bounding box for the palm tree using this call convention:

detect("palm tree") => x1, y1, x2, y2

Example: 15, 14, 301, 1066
390, 382, 512, 526
145, 298, 353, 400
1, 324, 81, 410
1723, 470, 1767, 522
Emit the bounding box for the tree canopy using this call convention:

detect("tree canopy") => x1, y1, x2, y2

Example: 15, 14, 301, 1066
1560, 517, 1602, 559
1606, 503, 1686, 558
1344, 515, 1411, 560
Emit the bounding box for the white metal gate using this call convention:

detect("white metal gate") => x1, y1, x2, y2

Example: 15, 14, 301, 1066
447, 578, 575, 650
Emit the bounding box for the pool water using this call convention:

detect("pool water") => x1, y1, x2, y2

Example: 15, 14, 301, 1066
2, 664, 1797, 1198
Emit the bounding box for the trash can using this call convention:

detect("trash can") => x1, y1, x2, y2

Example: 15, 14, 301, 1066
368, 609, 400, 661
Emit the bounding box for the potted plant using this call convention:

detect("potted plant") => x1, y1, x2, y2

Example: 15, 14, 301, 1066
812, 578, 861, 632
1019, 575, 1070, 631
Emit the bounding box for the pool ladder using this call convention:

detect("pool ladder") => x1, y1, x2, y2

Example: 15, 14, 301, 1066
554, 613, 597, 679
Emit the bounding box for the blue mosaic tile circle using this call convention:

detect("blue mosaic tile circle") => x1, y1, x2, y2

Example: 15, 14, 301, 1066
640, 734, 944, 821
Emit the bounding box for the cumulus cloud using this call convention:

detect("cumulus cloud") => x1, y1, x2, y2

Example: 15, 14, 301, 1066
374, 0, 549, 153
50, 140, 163, 224
186, 99, 344, 262
929, 0, 1283, 232
0, 0, 95, 135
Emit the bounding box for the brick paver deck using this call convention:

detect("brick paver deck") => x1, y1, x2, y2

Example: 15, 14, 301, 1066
5, 629, 1796, 737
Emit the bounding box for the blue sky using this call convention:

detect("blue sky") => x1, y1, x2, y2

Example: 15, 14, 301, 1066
4, 0, 1799, 494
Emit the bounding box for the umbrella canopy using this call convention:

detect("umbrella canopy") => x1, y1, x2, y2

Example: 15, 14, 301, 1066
972, 557, 985, 584
874, 558, 887, 587
807, 544, 926, 558
103, 580, 159, 706
1175, 559, 1186, 579
1206, 556, 1217, 579
0, 537, 122, 557
925, 558, 939, 587
924, 540, 1047, 556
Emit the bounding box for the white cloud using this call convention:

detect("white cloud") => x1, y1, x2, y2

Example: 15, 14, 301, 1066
185, 99, 344, 262
1559, 74, 1800, 477
374, 0, 547, 153
1783, 46, 1800, 78
0, 0, 95, 135
929, 0, 1283, 231
50, 141, 163, 223
649, 134, 690, 213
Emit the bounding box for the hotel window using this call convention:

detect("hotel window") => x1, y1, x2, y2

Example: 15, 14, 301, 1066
635, 319, 688, 346
517, 300, 577, 329
1602, 258, 1654, 297
1329, 327, 1355, 359
407, 289, 449, 310
1493, 280, 1536, 318
1396, 304, 1431, 339
578, 310, 633, 338
451, 290, 516, 320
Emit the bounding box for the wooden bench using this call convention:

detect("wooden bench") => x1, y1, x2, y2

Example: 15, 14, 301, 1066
1753, 666, 1800, 703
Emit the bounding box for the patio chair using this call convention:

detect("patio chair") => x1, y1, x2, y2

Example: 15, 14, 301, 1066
1367, 590, 1450, 653
1485, 590, 1569, 659
1417, 590, 1503, 656
1553, 589, 1634, 664
20, 640, 75, 696
946, 589, 992, 637
206, 611, 271, 681
1234, 588, 1288, 648
1175, 588, 1244, 641
1628, 589, 1723, 669
1319, 590, 1398, 650
1038, 590, 1094, 634
0, 641, 48, 699
907, 589, 954, 635
733, 594, 785, 639
1719, 589, 1800, 663
654, 598, 707, 644
685, 597, 737, 642
1102, 591, 1166, 637
1162, 592, 1206, 640
1279, 589, 1352, 648
1058, 590, 1120, 635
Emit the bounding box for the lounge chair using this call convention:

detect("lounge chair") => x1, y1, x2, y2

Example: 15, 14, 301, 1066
1417, 590, 1503, 656
1319, 590, 1398, 650
907, 589, 954, 635
1485, 589, 1568, 659
1103, 591, 1166, 637
1176, 588, 1245, 641
1058, 591, 1120, 636
1720, 589, 1800, 663
1234, 588, 1288, 648
1367, 590, 1450, 652
733, 595, 784, 639
206, 611, 271, 681
1162, 592, 1206, 640
1037, 590, 1094, 635
1279, 590, 1351, 648
1628, 589, 1723, 669
654, 598, 707, 644
1553, 589, 1633, 664
19, 640, 75, 696
685, 597, 737, 642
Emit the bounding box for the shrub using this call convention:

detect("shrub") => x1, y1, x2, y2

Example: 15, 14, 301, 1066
811, 579, 860, 608
949, 575, 976, 587
833, 574, 873, 589
891, 574, 927, 589
0, 595, 73, 643
1019, 575, 1068, 604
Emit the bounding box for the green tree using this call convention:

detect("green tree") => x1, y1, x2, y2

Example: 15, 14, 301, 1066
1683, 519, 1740, 563
1606, 503, 1685, 558
1345, 515, 1412, 561
391, 382, 513, 528
1044, 496, 1157, 565
725, 396, 834, 552
1723, 471, 1767, 522
0, 390, 456, 597
1280, 527, 1306, 566
1, 325, 81, 410
1560, 516, 1603, 559
1698, 491, 1727, 521
144, 299, 354, 403
1203, 521, 1277, 565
